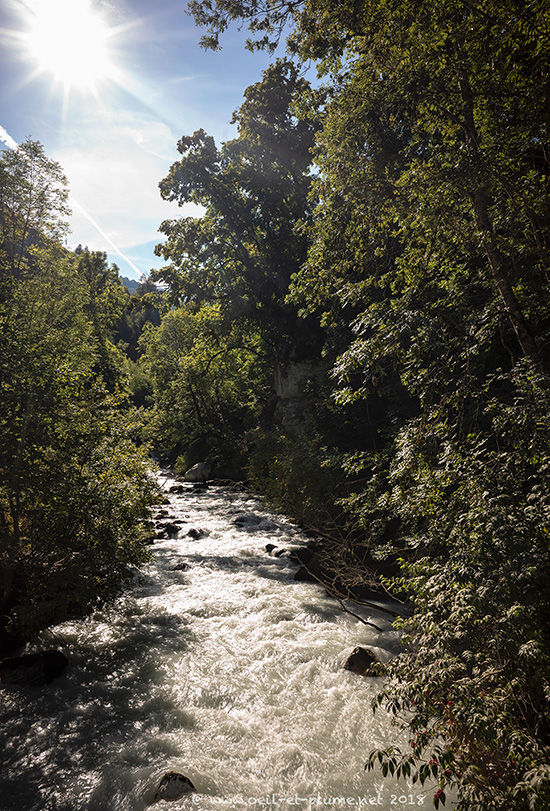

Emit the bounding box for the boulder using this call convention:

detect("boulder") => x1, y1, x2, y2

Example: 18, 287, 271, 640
232, 513, 263, 527
288, 548, 314, 566
169, 485, 185, 494
171, 562, 190, 571
187, 528, 209, 540
293, 566, 317, 583
164, 523, 181, 538
274, 548, 289, 558
0, 649, 68, 687
343, 646, 382, 677
184, 462, 211, 482
154, 772, 195, 802
265, 544, 278, 554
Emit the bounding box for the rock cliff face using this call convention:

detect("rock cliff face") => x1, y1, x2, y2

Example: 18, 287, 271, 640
273, 359, 323, 432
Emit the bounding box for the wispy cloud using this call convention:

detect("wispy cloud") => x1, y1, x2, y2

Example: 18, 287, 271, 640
0, 124, 18, 149
0, 120, 164, 277
167, 74, 203, 85
69, 196, 141, 276
52, 108, 203, 251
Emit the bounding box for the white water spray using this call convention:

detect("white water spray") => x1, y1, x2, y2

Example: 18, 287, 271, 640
0, 475, 429, 811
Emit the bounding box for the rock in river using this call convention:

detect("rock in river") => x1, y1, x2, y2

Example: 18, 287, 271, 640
343, 646, 382, 677
164, 523, 182, 538
233, 513, 263, 527
0, 650, 68, 687
154, 772, 195, 802
187, 528, 209, 540
293, 566, 317, 583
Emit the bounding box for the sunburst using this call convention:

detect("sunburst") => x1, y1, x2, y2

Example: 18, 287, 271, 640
22, 0, 117, 93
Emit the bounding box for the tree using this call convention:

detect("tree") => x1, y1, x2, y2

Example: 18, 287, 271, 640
0, 139, 70, 279
155, 59, 321, 356
0, 141, 157, 649
76, 249, 127, 388
148, 61, 326, 471
187, 2, 550, 807
140, 302, 271, 474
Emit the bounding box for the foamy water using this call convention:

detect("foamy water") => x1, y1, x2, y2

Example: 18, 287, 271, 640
0, 473, 430, 811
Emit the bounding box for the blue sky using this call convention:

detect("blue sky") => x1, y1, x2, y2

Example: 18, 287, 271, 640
0, 0, 284, 278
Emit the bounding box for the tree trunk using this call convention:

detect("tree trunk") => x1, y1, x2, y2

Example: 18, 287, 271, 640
471, 188, 542, 367
456, 60, 543, 369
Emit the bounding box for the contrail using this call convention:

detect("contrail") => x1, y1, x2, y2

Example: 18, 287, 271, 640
68, 196, 142, 276
1, 124, 142, 277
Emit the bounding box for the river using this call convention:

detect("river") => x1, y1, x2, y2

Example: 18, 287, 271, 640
0, 472, 428, 811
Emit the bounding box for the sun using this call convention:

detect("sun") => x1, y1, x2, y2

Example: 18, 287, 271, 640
24, 0, 115, 91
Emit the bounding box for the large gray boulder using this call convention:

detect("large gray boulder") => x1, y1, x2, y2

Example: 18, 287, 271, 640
184, 462, 211, 482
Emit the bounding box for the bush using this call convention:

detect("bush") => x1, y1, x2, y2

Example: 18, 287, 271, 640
368, 362, 550, 810
248, 429, 353, 533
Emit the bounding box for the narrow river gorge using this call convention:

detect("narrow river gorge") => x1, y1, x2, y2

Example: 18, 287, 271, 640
0, 473, 427, 811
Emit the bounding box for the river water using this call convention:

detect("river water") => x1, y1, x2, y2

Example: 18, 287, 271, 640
0, 473, 428, 811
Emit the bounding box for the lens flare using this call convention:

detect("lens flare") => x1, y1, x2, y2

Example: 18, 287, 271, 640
25, 0, 115, 91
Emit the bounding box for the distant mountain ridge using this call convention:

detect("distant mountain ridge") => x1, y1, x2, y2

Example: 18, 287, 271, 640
120, 276, 140, 294
120, 275, 158, 295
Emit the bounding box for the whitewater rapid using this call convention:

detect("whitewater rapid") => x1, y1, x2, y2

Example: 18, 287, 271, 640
0, 473, 428, 811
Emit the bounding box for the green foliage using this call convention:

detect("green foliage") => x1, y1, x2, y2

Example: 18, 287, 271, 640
75, 249, 129, 389
247, 429, 348, 530
148, 61, 325, 475
154, 59, 321, 355
140, 303, 271, 476
115, 278, 163, 364
188, 1, 550, 807
364, 362, 550, 810
0, 141, 158, 648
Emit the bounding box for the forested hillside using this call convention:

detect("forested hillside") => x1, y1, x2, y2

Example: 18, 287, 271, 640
1, 1, 549, 809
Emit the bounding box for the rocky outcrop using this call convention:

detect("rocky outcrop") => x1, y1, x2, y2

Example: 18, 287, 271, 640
0, 649, 68, 687
184, 462, 211, 482
273, 358, 325, 432
287, 548, 314, 566
153, 772, 195, 802
155, 521, 185, 540
343, 646, 383, 677
265, 544, 292, 558
293, 566, 318, 583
